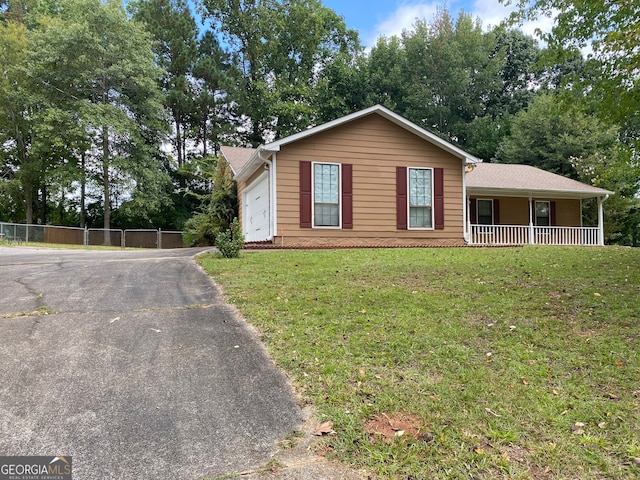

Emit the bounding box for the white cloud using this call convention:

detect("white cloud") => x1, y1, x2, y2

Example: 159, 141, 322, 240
365, 2, 441, 46
367, 0, 557, 47
470, 0, 512, 30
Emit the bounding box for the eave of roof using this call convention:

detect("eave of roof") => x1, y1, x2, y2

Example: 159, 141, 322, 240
220, 145, 256, 175
466, 163, 613, 199
234, 105, 481, 182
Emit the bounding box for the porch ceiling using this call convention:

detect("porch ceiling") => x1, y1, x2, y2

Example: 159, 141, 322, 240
467, 163, 613, 199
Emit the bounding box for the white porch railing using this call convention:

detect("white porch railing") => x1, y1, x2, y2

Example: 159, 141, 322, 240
469, 224, 600, 246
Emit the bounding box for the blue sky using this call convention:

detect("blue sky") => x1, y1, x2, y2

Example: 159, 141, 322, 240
319, 0, 553, 48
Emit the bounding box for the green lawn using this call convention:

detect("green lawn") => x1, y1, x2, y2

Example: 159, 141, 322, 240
199, 246, 640, 479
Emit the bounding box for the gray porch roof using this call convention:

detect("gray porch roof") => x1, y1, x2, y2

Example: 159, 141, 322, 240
467, 163, 613, 199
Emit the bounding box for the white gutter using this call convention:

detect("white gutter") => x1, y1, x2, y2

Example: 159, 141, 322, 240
462, 161, 469, 242
466, 186, 614, 199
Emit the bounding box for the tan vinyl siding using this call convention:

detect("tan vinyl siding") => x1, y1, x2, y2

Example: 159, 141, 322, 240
275, 114, 464, 245
552, 199, 581, 226
497, 197, 530, 225
471, 196, 582, 226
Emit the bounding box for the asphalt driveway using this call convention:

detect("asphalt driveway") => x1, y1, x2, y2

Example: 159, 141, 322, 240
0, 246, 302, 479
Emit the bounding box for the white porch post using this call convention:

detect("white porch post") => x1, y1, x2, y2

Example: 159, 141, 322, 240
597, 195, 605, 246
528, 195, 534, 244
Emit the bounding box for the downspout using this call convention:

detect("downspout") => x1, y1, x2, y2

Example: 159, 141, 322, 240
271, 153, 278, 241
462, 162, 469, 242
597, 194, 609, 246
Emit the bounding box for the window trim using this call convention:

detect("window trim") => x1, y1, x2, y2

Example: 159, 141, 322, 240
476, 198, 494, 225
407, 167, 435, 231
312, 161, 342, 229
535, 200, 550, 226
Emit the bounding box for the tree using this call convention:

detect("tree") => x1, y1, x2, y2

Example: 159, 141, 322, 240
182, 155, 238, 246
30, 0, 168, 236
365, 9, 508, 157
191, 30, 238, 157
496, 94, 619, 177
202, 0, 359, 146
366, 35, 408, 112
506, 0, 640, 132
571, 145, 640, 245
130, 0, 198, 169
0, 18, 45, 223
314, 49, 371, 123
488, 28, 540, 117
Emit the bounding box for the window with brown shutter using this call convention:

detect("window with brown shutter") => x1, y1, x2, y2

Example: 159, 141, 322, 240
434, 167, 444, 230
342, 164, 353, 229
299, 161, 312, 228
396, 166, 407, 230
300, 161, 352, 229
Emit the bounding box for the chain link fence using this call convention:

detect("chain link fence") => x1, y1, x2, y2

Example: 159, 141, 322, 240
0, 222, 186, 249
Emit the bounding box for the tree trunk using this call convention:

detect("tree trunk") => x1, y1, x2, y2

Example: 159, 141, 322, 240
59, 187, 65, 225
202, 111, 208, 157
175, 114, 183, 168
40, 184, 47, 224
25, 182, 34, 225
102, 125, 111, 245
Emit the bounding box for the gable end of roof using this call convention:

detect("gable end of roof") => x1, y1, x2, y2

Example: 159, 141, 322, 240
220, 145, 257, 175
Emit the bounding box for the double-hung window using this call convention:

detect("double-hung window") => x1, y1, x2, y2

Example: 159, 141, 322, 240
313, 163, 340, 227
408, 168, 433, 229
477, 199, 494, 225
535, 201, 550, 226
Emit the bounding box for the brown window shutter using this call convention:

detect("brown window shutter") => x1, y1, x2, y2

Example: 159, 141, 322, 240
396, 166, 407, 230
494, 199, 500, 225
470, 198, 477, 224
434, 168, 444, 230
299, 161, 312, 228
342, 164, 353, 229
550, 201, 556, 226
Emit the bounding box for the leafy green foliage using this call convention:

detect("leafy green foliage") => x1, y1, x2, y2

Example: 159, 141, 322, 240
182, 156, 238, 246
507, 0, 640, 130
130, 0, 198, 169
364, 9, 543, 159
182, 212, 218, 247
496, 94, 619, 177
201, 0, 360, 145
214, 217, 244, 258
201, 247, 640, 479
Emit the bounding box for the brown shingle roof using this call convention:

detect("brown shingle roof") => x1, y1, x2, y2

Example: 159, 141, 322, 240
467, 163, 613, 198
220, 146, 256, 175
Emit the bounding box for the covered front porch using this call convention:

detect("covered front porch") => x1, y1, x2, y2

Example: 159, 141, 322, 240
469, 223, 601, 246
465, 164, 613, 246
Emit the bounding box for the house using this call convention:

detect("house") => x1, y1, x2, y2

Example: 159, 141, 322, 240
221, 105, 612, 247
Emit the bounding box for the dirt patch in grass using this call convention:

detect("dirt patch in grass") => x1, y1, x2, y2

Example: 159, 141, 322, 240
365, 413, 428, 444
527, 464, 554, 480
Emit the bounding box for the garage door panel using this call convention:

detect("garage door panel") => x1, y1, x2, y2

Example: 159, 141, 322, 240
244, 176, 270, 242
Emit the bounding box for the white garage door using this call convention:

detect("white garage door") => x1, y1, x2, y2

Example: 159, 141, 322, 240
243, 175, 270, 242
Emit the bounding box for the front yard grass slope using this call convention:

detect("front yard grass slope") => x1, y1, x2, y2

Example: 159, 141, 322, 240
199, 247, 640, 479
